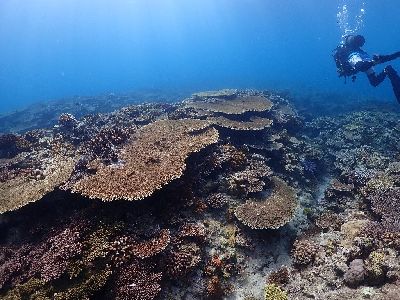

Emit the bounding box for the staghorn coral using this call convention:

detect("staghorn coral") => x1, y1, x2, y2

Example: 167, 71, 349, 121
79, 126, 131, 163
370, 190, 400, 231
0, 218, 87, 293
70, 119, 219, 201
0, 245, 32, 290
362, 173, 400, 231
207, 144, 248, 173
291, 239, 318, 267
359, 221, 400, 251
28, 226, 84, 283
234, 177, 297, 230
0, 155, 76, 213
186, 95, 273, 115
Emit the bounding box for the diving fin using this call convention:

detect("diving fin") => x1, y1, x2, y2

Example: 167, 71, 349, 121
385, 65, 400, 104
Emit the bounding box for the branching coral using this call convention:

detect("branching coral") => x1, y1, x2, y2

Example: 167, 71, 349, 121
131, 229, 171, 259
291, 239, 318, 267
206, 193, 230, 209
109, 229, 171, 265
114, 261, 162, 300
163, 242, 201, 278
267, 267, 290, 286
316, 211, 343, 231
69, 119, 219, 201
178, 223, 206, 243
234, 177, 297, 229
362, 174, 400, 231
227, 154, 272, 196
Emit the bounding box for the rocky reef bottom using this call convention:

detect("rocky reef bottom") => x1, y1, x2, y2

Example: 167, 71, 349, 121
0, 89, 399, 299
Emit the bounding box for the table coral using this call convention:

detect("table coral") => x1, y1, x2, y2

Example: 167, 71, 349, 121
234, 177, 297, 230
208, 116, 273, 131
69, 119, 219, 201
185, 95, 273, 115
0, 155, 76, 213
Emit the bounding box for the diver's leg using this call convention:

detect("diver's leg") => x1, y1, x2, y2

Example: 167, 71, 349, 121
385, 65, 400, 103
367, 70, 386, 87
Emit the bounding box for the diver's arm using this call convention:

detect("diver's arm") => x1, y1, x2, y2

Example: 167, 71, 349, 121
372, 51, 400, 65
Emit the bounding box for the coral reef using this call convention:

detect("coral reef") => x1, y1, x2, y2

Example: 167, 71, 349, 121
1, 90, 399, 300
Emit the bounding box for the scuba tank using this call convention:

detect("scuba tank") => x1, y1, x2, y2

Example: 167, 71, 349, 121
333, 35, 359, 81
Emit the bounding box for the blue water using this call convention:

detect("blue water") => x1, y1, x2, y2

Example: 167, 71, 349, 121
0, 0, 399, 113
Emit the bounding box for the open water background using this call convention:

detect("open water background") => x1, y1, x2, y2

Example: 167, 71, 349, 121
0, 0, 399, 113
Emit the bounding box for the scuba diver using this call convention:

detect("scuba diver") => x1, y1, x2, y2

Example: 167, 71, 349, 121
333, 34, 400, 103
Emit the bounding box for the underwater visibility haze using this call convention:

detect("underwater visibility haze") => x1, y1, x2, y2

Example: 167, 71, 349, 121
1, 0, 400, 112
0, 1, 400, 300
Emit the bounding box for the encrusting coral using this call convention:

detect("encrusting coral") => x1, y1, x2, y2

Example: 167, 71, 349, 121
234, 177, 297, 229
69, 119, 219, 201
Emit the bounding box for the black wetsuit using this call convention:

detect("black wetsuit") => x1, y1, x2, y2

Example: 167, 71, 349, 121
347, 48, 400, 102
